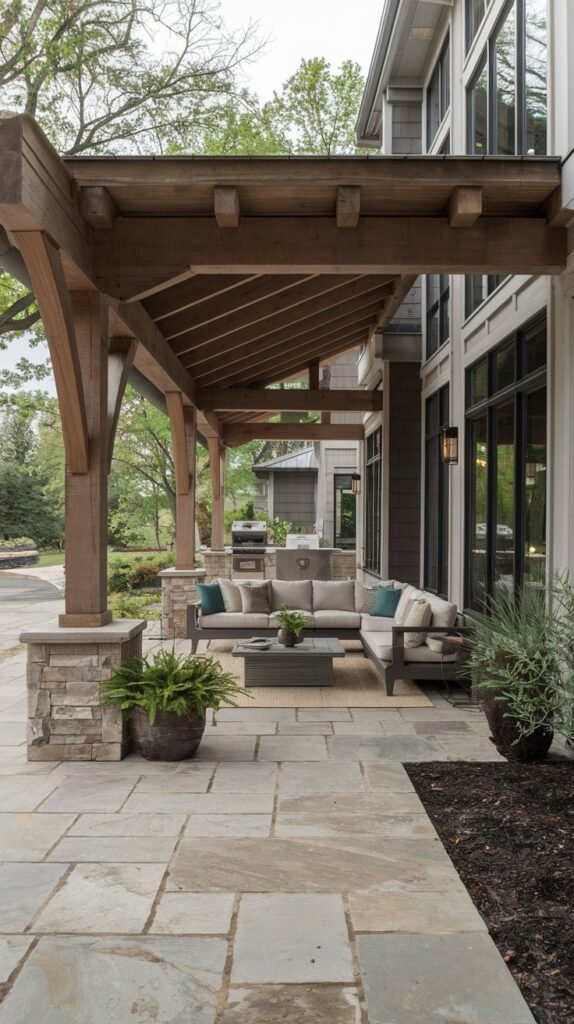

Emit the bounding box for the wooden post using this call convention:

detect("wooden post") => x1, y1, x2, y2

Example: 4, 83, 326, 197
60, 293, 111, 627
207, 437, 226, 550
166, 392, 197, 569
308, 361, 320, 390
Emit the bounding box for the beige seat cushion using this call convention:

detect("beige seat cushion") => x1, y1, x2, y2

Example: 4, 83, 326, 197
361, 631, 457, 664
404, 599, 432, 647
423, 592, 458, 629
360, 614, 396, 632
271, 579, 313, 612
200, 612, 270, 629
313, 580, 355, 612
313, 609, 361, 629
269, 610, 314, 628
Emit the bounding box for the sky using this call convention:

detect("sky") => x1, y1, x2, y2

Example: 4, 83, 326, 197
219, 0, 382, 100
0, 0, 383, 391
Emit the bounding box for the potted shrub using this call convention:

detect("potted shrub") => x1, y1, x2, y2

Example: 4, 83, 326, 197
100, 648, 245, 760
275, 605, 310, 647
465, 585, 559, 762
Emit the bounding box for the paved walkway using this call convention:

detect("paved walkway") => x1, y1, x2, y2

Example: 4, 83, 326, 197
0, 614, 544, 1024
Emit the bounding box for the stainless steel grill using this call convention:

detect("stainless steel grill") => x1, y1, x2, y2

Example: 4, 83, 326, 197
231, 520, 268, 553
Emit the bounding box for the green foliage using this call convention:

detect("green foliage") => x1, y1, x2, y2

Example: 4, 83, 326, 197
465, 581, 574, 743
271, 57, 366, 155
0, 462, 62, 546
100, 649, 247, 725
274, 606, 311, 636
107, 554, 175, 593
0, 536, 35, 550
265, 516, 294, 547
108, 591, 161, 622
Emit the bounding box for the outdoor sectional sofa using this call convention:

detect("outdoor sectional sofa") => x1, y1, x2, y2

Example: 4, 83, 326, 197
187, 578, 467, 696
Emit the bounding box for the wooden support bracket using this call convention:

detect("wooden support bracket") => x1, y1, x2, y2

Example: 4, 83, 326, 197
448, 186, 483, 227
336, 186, 361, 228
107, 337, 137, 471
13, 231, 89, 473
214, 186, 240, 227
80, 186, 117, 230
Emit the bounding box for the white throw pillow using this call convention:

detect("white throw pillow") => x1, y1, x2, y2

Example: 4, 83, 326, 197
404, 598, 432, 648
394, 585, 420, 625
217, 578, 242, 613
312, 579, 355, 612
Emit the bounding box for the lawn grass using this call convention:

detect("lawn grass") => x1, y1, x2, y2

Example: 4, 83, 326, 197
37, 549, 171, 569
36, 550, 65, 567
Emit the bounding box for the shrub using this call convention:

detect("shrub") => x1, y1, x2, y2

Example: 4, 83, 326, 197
0, 537, 36, 550
109, 591, 161, 621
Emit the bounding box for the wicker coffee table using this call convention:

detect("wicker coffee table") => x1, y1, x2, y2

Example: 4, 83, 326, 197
231, 638, 346, 687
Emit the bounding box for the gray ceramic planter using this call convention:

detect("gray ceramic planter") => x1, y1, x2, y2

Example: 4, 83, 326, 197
130, 706, 206, 760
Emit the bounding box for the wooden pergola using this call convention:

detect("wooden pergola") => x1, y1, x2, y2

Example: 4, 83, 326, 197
0, 114, 569, 629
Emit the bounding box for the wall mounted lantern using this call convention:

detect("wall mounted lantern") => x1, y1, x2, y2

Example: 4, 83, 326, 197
351, 473, 362, 494
440, 426, 459, 466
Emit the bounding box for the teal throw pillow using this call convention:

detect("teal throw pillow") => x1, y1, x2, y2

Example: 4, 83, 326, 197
198, 582, 225, 616
372, 585, 402, 618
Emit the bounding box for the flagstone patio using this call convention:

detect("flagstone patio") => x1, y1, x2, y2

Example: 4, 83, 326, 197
0, 609, 545, 1024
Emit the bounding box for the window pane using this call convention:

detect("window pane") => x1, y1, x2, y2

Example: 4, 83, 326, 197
469, 415, 488, 611
494, 342, 515, 391
524, 318, 546, 373
469, 359, 488, 405
495, 2, 516, 154
425, 436, 440, 592
441, 40, 450, 115
469, 62, 488, 153
365, 429, 382, 574
465, 275, 486, 318
494, 403, 515, 591
426, 393, 440, 435
525, 0, 547, 154
427, 63, 441, 146
334, 476, 356, 550
466, 0, 487, 50
524, 388, 546, 588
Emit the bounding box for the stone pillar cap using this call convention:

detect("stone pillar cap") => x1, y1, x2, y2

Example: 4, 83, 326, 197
20, 619, 146, 644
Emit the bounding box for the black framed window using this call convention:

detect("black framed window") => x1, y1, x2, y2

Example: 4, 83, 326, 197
465, 315, 547, 612
426, 275, 450, 358
426, 37, 450, 150
424, 386, 450, 596
465, 274, 506, 318
466, 0, 547, 156
364, 429, 382, 575
334, 474, 357, 551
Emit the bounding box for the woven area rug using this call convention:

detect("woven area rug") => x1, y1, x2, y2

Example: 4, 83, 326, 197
196, 640, 432, 708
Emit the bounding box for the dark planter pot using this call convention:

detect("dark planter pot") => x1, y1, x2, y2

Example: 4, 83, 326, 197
277, 628, 302, 647
130, 706, 206, 761
481, 689, 554, 762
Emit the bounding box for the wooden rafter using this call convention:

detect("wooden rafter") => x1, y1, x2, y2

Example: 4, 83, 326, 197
196, 387, 382, 413
224, 422, 365, 447
145, 274, 257, 321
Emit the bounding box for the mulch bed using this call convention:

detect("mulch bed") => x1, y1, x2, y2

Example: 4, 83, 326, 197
406, 762, 574, 1024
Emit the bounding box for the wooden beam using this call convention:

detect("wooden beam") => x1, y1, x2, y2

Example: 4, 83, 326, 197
107, 337, 137, 471
14, 231, 89, 473
224, 422, 365, 447
336, 186, 361, 228
145, 274, 257, 322
309, 362, 320, 390
166, 392, 197, 570
197, 387, 382, 413
545, 187, 574, 227
207, 436, 225, 550
214, 185, 240, 227
95, 217, 566, 297
80, 186, 117, 229
59, 293, 111, 628
448, 186, 483, 227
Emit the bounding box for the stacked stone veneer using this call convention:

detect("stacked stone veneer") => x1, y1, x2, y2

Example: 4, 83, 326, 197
160, 568, 207, 639
24, 621, 145, 761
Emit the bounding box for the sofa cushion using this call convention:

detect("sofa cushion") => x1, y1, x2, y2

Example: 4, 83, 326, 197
197, 582, 225, 616
313, 579, 355, 612
361, 614, 396, 632
424, 592, 458, 629
200, 612, 270, 629
271, 579, 313, 612
372, 585, 402, 618
404, 598, 432, 647
269, 610, 314, 628
313, 609, 361, 629
361, 631, 457, 664
394, 584, 421, 625
355, 581, 399, 613
217, 578, 242, 613
239, 581, 271, 614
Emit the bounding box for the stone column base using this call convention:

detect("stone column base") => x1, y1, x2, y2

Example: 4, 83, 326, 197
160, 567, 207, 639
21, 620, 146, 762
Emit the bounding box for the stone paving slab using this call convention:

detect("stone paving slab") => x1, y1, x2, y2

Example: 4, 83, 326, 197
349, 889, 488, 932
47, 835, 178, 862
277, 721, 334, 734
209, 763, 277, 793
205, 721, 278, 735
150, 892, 235, 934
232, 894, 354, 984
277, 792, 424, 816
195, 737, 256, 761
0, 936, 227, 1024
328, 736, 447, 761
219, 985, 362, 1023
258, 736, 328, 761
363, 763, 417, 792
0, 812, 75, 860
279, 762, 364, 795
130, 771, 212, 793
0, 774, 61, 811
168, 836, 464, 894
358, 933, 536, 1023
33, 862, 165, 933
37, 778, 136, 813
184, 814, 272, 838
0, 862, 68, 932
0, 937, 34, 984
274, 810, 435, 838
68, 812, 186, 837
122, 791, 274, 815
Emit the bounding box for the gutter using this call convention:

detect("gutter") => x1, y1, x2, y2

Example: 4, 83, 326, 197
356, 0, 401, 147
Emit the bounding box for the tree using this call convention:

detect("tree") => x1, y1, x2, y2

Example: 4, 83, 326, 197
0, 462, 62, 544
0, 1, 259, 155
271, 58, 366, 155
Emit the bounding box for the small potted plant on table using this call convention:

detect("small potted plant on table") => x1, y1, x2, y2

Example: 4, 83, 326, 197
275, 605, 311, 647
100, 648, 245, 760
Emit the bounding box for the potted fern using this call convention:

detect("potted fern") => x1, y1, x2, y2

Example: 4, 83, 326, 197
464, 585, 559, 762
275, 605, 311, 647
100, 649, 245, 760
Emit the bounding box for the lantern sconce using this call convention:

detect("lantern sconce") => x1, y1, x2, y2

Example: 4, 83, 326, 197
440, 427, 459, 466
351, 473, 362, 495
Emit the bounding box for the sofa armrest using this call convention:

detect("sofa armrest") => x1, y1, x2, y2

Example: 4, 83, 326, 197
391, 625, 473, 644
189, 602, 201, 627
